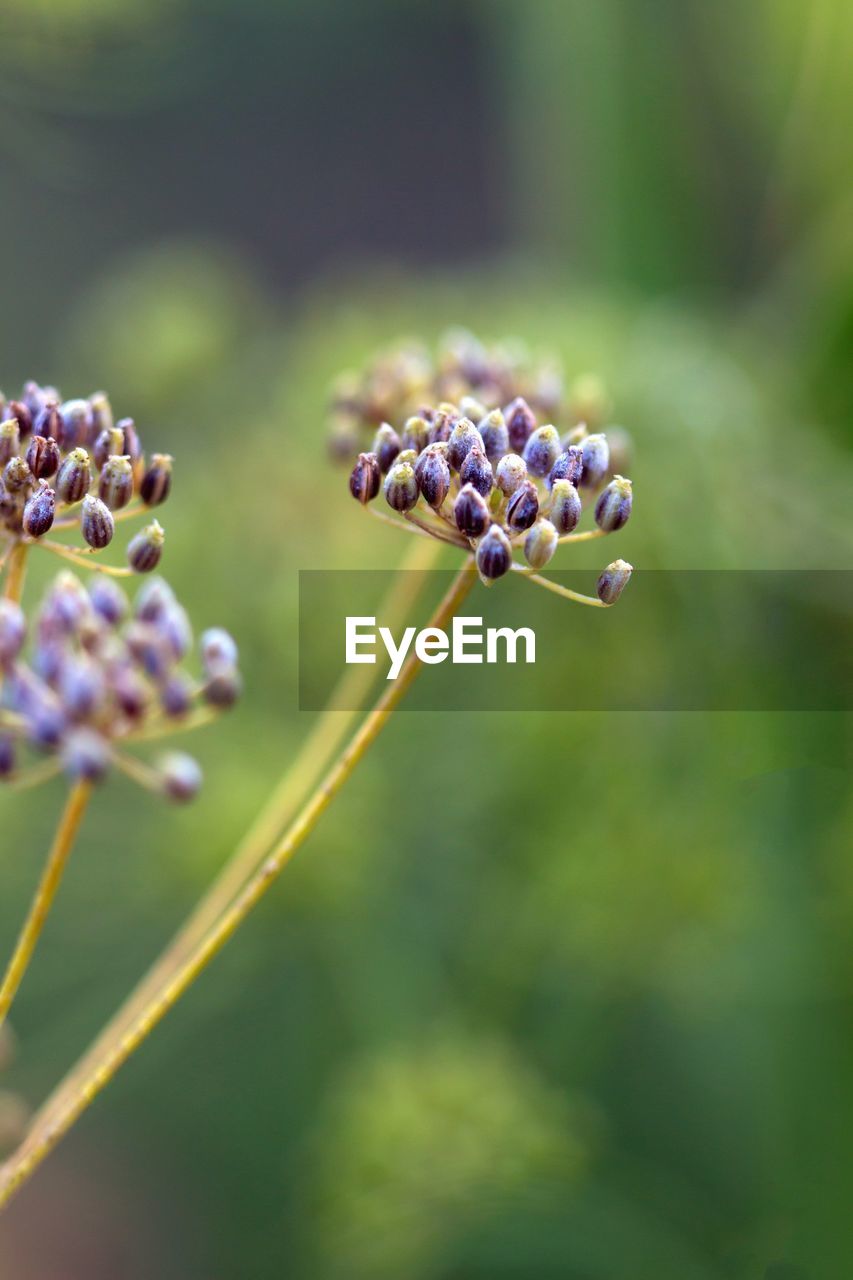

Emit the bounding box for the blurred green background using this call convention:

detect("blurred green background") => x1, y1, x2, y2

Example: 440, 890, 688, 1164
1, 1, 852, 1276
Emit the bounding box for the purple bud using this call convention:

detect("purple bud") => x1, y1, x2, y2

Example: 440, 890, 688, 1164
59, 399, 94, 448
203, 667, 242, 709
524, 518, 558, 570
596, 558, 633, 605
428, 405, 459, 445
506, 481, 539, 533
156, 601, 192, 661
161, 671, 194, 718
22, 484, 56, 538
59, 656, 104, 721
400, 416, 430, 454
495, 453, 527, 496
8, 400, 33, 440
32, 403, 63, 445
61, 728, 111, 782
140, 453, 173, 507
504, 397, 536, 451
522, 425, 561, 478
81, 495, 114, 549
594, 476, 632, 532
4, 456, 33, 494
549, 480, 582, 535
99, 455, 134, 510
89, 575, 128, 626
55, 448, 92, 505
127, 520, 165, 573
478, 409, 509, 463
447, 418, 484, 472
88, 392, 113, 440
159, 751, 202, 803
548, 446, 583, 489
200, 628, 238, 672
579, 433, 610, 489
383, 461, 419, 512
349, 452, 381, 505
134, 577, 175, 623
25, 435, 60, 480
371, 424, 401, 474
453, 483, 490, 539
476, 525, 513, 581
415, 446, 451, 509
459, 445, 493, 497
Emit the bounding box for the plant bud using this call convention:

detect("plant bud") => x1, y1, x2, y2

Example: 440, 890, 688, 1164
458, 394, 487, 424
548, 479, 582, 534
505, 480, 539, 533
580, 433, 610, 488
203, 667, 242, 709
134, 577, 175, 622
81, 494, 115, 550
415, 447, 451, 509
459, 444, 493, 497
159, 751, 203, 803
383, 461, 419, 512
349, 452, 381, 505
401, 415, 430, 454
454, 483, 490, 538
8, 400, 33, 439
93, 426, 126, 470
161, 671, 194, 718
200, 627, 238, 674
59, 655, 104, 720
371, 423, 401, 473
594, 475, 632, 532
55, 448, 92, 504
157, 601, 192, 662
89, 575, 128, 626
32, 402, 62, 443
0, 600, 26, 666
59, 398, 94, 448
524, 518, 558, 569
116, 417, 141, 462
504, 396, 536, 451
596, 558, 633, 605
127, 519, 165, 573
0, 735, 15, 778
27, 698, 67, 750
22, 483, 56, 538
112, 665, 149, 720
99, 455, 134, 510
522, 424, 561, 478
477, 409, 509, 463
476, 524, 512, 581
548, 446, 583, 489
428, 404, 459, 444
495, 453, 527, 496
4, 456, 32, 493
0, 420, 20, 465
61, 728, 111, 783
447, 417, 484, 471
25, 434, 60, 480
139, 453, 173, 506
89, 392, 114, 439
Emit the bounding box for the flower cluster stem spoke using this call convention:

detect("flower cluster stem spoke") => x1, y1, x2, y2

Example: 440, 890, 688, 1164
514, 565, 608, 607
38, 543, 134, 577
0, 549, 469, 1212
0, 780, 92, 1032
3, 543, 29, 605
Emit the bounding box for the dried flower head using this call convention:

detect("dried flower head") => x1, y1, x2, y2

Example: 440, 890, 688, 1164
0, 573, 241, 797
340, 334, 635, 604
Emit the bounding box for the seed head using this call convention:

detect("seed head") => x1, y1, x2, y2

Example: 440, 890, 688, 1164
548, 479, 582, 534
505, 480, 539, 533
99, 455, 134, 510
81, 494, 115, 550
579, 433, 610, 489
22, 484, 56, 538
349, 452, 381, 505
127, 519, 165, 573
458, 444, 493, 497
524, 518, 558, 569
371, 424, 401, 474
454, 483, 490, 539
522, 424, 561, 478
495, 453, 527, 496
447, 418, 484, 472
596, 559, 633, 605
476, 525, 512, 582
25, 434, 60, 480
504, 396, 536, 451
139, 453, 173, 507
415, 446, 451, 509
384, 461, 419, 512
594, 475, 632, 532
55, 448, 92, 504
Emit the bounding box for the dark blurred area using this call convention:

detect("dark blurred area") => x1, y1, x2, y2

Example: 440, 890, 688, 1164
0, 1, 851, 1277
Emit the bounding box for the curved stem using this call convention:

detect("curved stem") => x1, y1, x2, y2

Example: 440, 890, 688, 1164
38, 543, 133, 577
514, 565, 607, 607
13, 537, 444, 1168
0, 558, 476, 1211
0, 781, 92, 1032
3, 542, 28, 604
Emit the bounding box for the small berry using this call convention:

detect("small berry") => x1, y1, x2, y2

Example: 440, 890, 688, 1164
478, 409, 509, 462
415, 446, 451, 509
596, 558, 633, 604
371, 424, 401, 473
548, 446, 583, 489
524, 519, 558, 569
99, 455, 134, 510
3, 456, 32, 493
401, 415, 430, 454
59, 399, 94, 448
200, 628, 239, 672
459, 444, 493, 497
447, 417, 484, 471
580, 433, 610, 488
140, 453, 173, 506
22, 484, 56, 538
349, 453, 381, 505
384, 461, 419, 512
549, 479, 582, 534
25, 435, 60, 480
522, 424, 561, 478
55, 448, 92, 504
8, 400, 33, 439
127, 520, 165, 573
203, 667, 242, 709
159, 751, 203, 803
89, 575, 128, 626
594, 475, 632, 532
505, 481, 539, 533
61, 728, 111, 782
504, 397, 536, 451
495, 453, 527, 496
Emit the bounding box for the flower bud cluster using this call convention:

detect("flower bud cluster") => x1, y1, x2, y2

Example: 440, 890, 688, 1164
348, 389, 634, 600
0, 381, 173, 572
329, 329, 564, 461
0, 573, 240, 797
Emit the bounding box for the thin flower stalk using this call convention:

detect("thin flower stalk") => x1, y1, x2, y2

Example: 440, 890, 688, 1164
0, 781, 92, 1030
0, 559, 477, 1210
